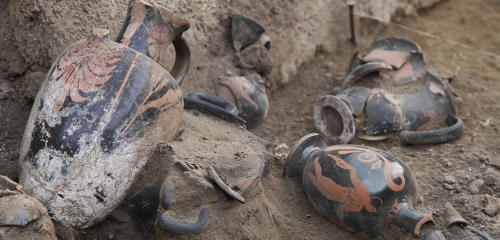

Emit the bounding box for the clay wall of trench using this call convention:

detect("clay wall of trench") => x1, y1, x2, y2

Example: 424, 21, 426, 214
1, 0, 442, 93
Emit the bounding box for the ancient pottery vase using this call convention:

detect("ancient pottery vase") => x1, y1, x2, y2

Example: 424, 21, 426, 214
286, 133, 432, 239
314, 37, 463, 145
216, 73, 269, 128
19, 0, 190, 228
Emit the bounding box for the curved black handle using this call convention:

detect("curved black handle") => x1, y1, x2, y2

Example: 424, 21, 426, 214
158, 207, 210, 235
170, 36, 191, 86
183, 93, 246, 124
400, 115, 464, 145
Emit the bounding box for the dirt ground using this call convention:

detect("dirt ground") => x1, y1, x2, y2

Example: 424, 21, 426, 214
1, 0, 499, 239
252, 0, 500, 239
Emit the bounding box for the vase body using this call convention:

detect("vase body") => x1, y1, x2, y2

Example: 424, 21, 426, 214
314, 37, 463, 145
287, 133, 431, 239
18, 28, 184, 228
217, 74, 269, 128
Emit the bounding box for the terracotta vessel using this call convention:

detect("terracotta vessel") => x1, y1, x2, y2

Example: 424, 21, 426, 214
286, 133, 432, 239
314, 37, 463, 145
19, 0, 190, 228
216, 73, 269, 128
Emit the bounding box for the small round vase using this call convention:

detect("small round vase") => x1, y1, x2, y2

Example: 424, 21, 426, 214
216, 73, 269, 128
286, 133, 432, 239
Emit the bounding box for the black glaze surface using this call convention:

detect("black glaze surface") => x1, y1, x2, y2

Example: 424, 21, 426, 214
287, 133, 431, 239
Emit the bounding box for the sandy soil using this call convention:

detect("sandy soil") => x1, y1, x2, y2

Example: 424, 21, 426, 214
1, 0, 499, 239
253, 0, 500, 239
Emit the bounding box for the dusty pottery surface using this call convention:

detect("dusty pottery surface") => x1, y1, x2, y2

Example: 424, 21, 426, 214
75, 111, 270, 239
286, 133, 431, 239
314, 37, 463, 145
217, 74, 269, 128
18, 28, 184, 228
0, 175, 57, 240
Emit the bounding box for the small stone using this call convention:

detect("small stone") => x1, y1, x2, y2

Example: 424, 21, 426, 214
483, 194, 500, 217
483, 168, 500, 186
443, 183, 454, 190
444, 161, 453, 167
490, 156, 500, 169
467, 179, 484, 194
417, 196, 424, 205
443, 175, 456, 184
273, 143, 289, 159
0, 79, 14, 99
477, 153, 489, 163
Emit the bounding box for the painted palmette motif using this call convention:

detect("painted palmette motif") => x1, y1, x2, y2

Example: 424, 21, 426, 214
216, 73, 269, 128
315, 37, 463, 145
19, 0, 190, 229
286, 133, 432, 239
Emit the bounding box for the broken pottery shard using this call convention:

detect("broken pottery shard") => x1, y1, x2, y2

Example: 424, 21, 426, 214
365, 89, 403, 135
19, 0, 190, 229
317, 37, 463, 145
398, 72, 457, 131
336, 86, 371, 117
393, 52, 426, 85
342, 61, 393, 87
443, 202, 468, 228
208, 165, 245, 203
363, 37, 420, 68
0, 175, 57, 240
231, 14, 265, 52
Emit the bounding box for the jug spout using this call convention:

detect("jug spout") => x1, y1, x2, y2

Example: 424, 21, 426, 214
386, 201, 433, 238
117, 0, 190, 63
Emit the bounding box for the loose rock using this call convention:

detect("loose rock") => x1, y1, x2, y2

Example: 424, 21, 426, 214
0, 79, 13, 99
467, 179, 484, 194
19, 71, 45, 101
483, 194, 500, 217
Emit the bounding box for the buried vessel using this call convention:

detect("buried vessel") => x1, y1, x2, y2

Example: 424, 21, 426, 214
314, 37, 463, 145
0, 175, 57, 240
216, 73, 269, 128
19, 0, 190, 228
286, 133, 432, 239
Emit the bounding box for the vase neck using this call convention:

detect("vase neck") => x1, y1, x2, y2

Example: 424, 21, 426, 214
386, 201, 433, 238
286, 134, 327, 177
116, 0, 189, 63
286, 146, 321, 178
